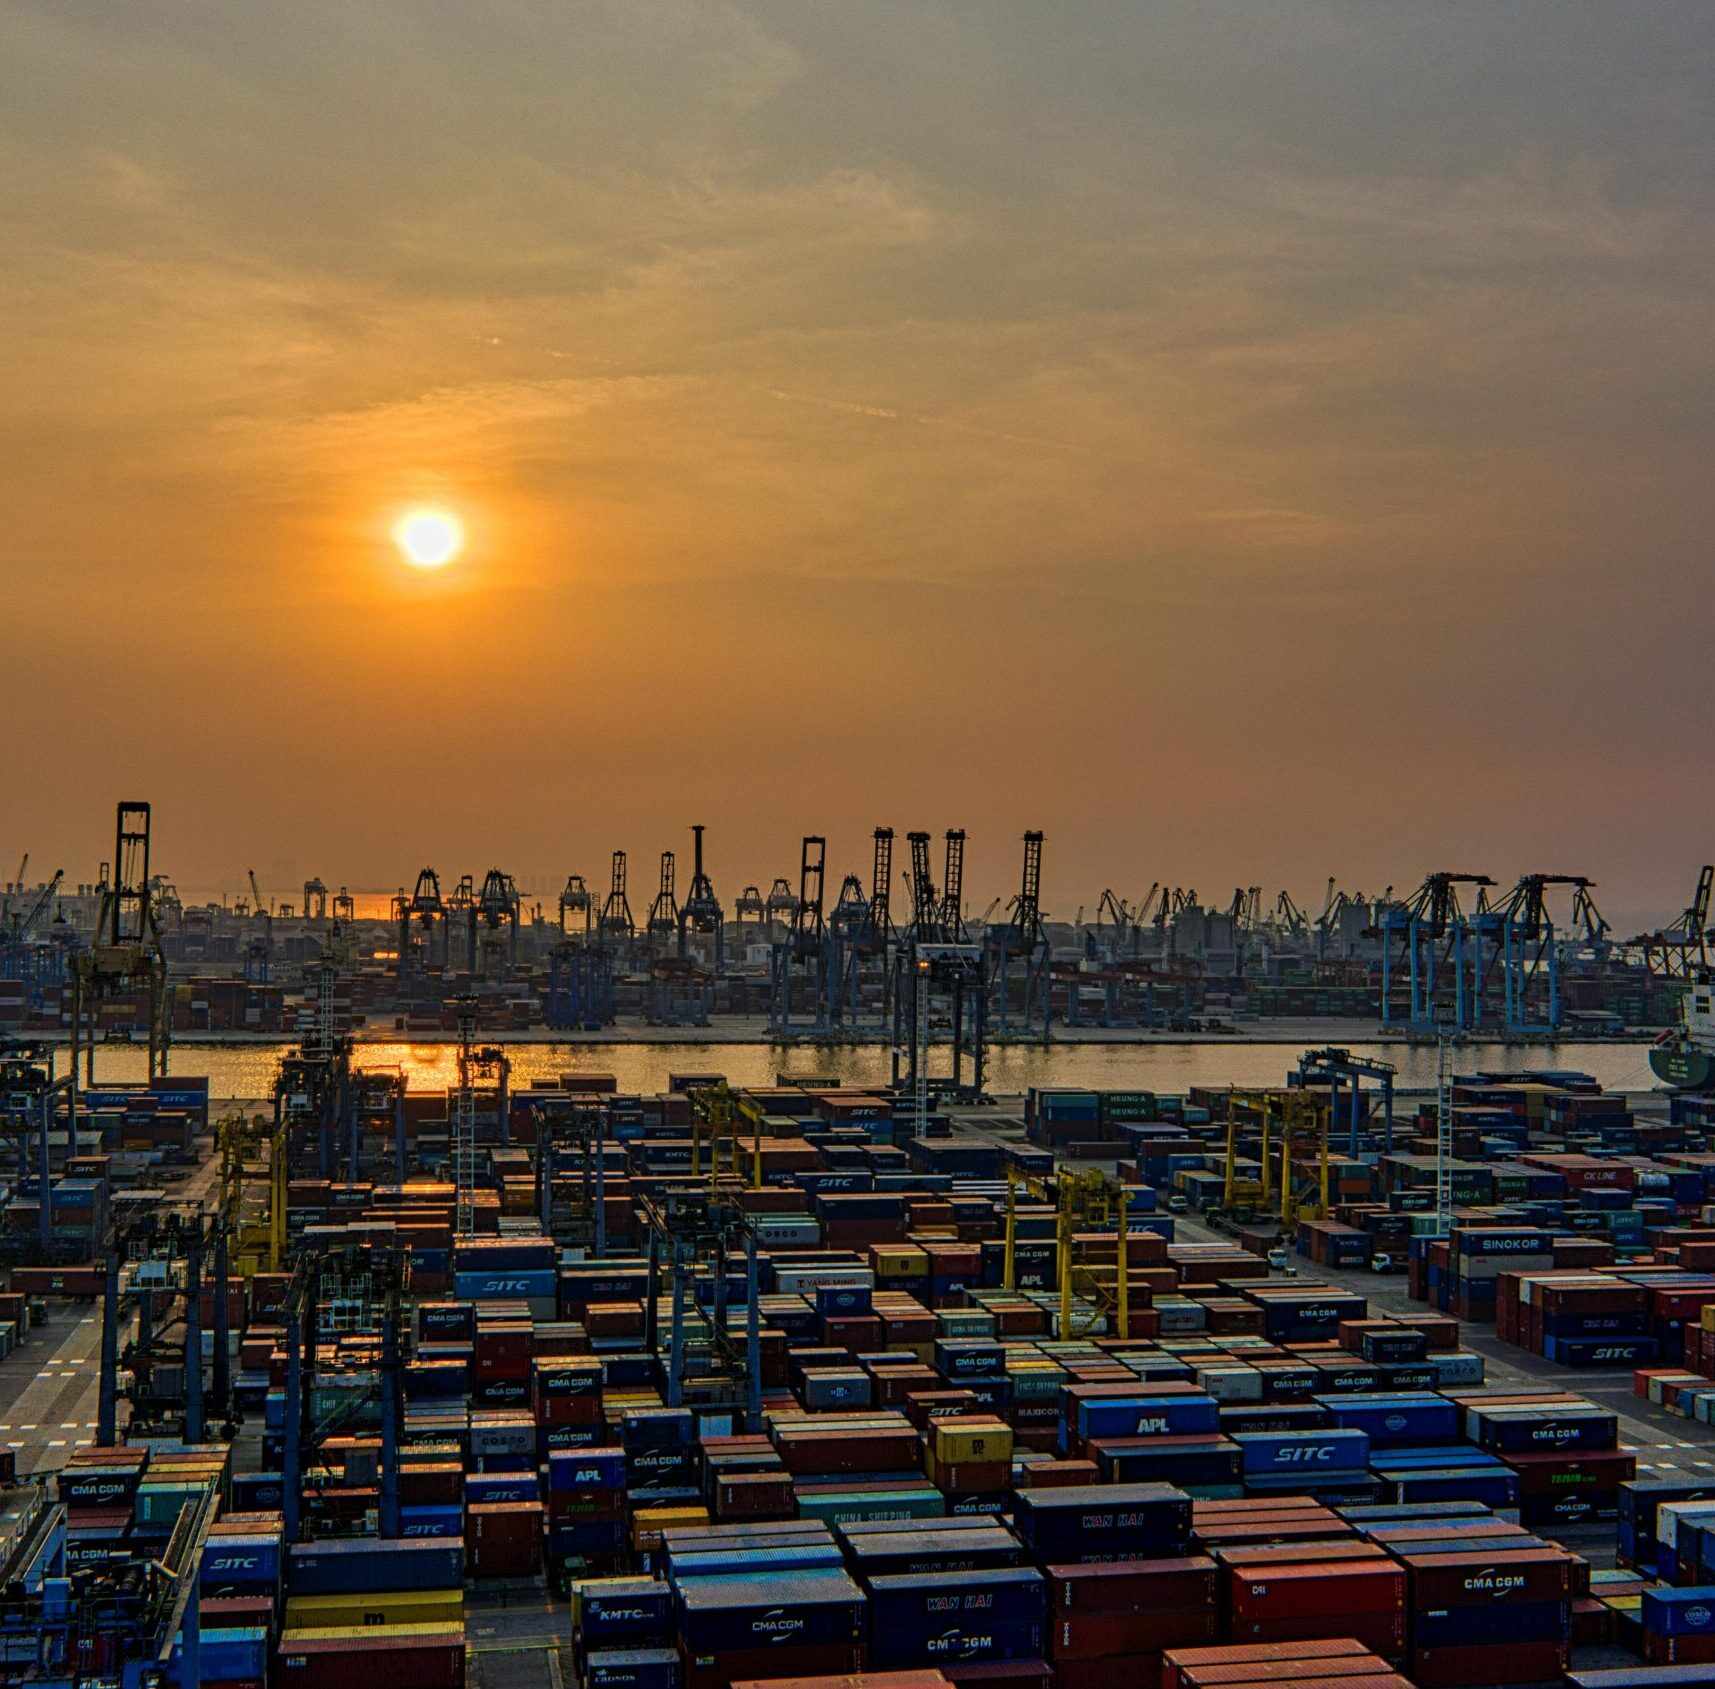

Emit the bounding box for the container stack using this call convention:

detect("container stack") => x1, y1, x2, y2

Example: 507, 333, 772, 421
1398, 1542, 1577, 1686
1462, 1394, 1636, 1527
1047, 1554, 1219, 1689
1641, 1586, 1715, 1667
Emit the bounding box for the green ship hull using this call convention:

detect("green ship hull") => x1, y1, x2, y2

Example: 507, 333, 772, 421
1651, 1043, 1715, 1091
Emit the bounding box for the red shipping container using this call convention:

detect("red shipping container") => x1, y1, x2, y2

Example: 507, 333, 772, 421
715, 1473, 797, 1520
1217, 1541, 1387, 1568
1503, 1450, 1637, 1493
1408, 1640, 1568, 1688
1397, 1547, 1572, 1606
1228, 1614, 1406, 1656
1179, 1672, 1401, 1689
731, 1676, 948, 1689
1047, 1556, 1218, 1613
774, 1429, 920, 1474
930, 1460, 1009, 1494
823, 1315, 884, 1352
684, 1645, 865, 1689
1160, 1640, 1376, 1689
467, 1499, 543, 1578
1644, 1632, 1715, 1666
939, 1664, 1052, 1689
275, 1630, 464, 1689
1053, 1608, 1218, 1660
1229, 1561, 1405, 1623
1020, 1461, 1100, 1489
400, 1464, 464, 1507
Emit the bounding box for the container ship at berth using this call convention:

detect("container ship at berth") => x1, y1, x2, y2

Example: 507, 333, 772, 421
1652, 974, 1715, 1091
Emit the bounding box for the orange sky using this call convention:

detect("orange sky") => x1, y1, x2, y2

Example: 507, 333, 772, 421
3, 3, 1712, 924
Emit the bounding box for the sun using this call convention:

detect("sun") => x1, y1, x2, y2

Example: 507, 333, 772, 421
393, 508, 465, 569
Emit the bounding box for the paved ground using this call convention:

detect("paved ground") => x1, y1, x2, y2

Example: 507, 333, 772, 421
465, 1588, 566, 1688
0, 1303, 105, 1477
0, 1150, 224, 1477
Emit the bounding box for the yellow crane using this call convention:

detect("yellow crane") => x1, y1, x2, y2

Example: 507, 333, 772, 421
1004, 1165, 1134, 1339
1222, 1087, 1331, 1234
690, 1081, 764, 1189
217, 1108, 285, 1273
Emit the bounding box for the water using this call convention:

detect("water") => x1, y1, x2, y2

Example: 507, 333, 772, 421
71, 1037, 1665, 1102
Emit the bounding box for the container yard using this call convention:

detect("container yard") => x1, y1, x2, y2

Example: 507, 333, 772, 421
6, 834, 1715, 1689
10, 0, 1712, 1671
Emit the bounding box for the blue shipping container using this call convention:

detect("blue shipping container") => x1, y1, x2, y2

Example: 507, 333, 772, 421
1233, 1429, 1370, 1475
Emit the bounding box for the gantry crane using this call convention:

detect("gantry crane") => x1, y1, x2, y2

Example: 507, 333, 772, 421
70, 802, 170, 1094
1003, 1165, 1136, 1339
1219, 1087, 1331, 1235
1378, 871, 1496, 1031
769, 837, 829, 1035
1628, 866, 1713, 982
647, 851, 680, 947
891, 828, 987, 1110
989, 830, 1050, 1040
679, 824, 725, 967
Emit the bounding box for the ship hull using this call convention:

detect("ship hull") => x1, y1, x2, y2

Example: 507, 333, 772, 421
1651, 1044, 1715, 1091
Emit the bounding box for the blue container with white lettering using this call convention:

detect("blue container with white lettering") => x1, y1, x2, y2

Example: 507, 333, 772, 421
1322, 1393, 1457, 1446
1233, 1429, 1370, 1475
400, 1503, 464, 1539
1645, 1587, 1715, 1637
866, 1566, 1046, 1666
1075, 1394, 1220, 1441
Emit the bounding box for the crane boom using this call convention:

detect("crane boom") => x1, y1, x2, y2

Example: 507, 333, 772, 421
13, 869, 63, 938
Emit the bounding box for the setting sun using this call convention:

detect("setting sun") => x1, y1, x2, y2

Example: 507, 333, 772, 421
393, 508, 465, 569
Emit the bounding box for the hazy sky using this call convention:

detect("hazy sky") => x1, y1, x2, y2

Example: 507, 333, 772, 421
3, 2, 1711, 924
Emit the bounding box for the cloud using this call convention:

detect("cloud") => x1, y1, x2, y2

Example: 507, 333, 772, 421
2, 1, 1713, 903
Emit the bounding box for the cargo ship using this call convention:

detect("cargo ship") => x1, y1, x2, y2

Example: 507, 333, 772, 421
1650, 972, 1715, 1089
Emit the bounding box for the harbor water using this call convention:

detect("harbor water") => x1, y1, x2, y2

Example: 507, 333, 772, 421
70, 1037, 1664, 1101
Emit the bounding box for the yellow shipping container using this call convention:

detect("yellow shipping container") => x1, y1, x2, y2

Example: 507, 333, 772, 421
286, 1588, 465, 1630
632, 1504, 707, 1551
872, 1246, 929, 1280
931, 1418, 1014, 1466
279, 1623, 462, 1647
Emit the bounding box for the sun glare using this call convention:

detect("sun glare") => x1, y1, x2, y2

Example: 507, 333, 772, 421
394, 508, 465, 569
